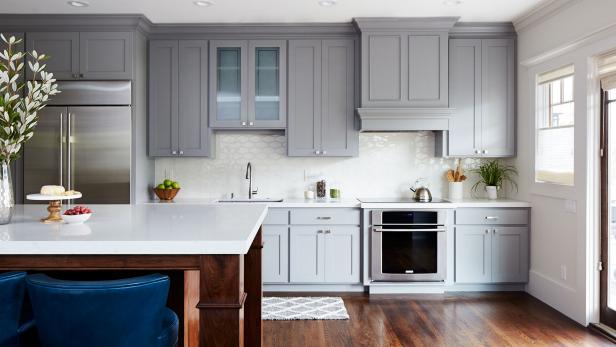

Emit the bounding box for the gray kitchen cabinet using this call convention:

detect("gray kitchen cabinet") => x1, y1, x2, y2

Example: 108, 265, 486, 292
455, 208, 529, 284
359, 32, 448, 108
148, 40, 212, 157
26, 32, 79, 80
323, 226, 360, 283
491, 227, 529, 283
263, 225, 289, 283
455, 226, 492, 283
288, 39, 358, 157
79, 32, 133, 79
290, 226, 324, 283
209, 40, 286, 129
26, 31, 133, 80
448, 38, 515, 157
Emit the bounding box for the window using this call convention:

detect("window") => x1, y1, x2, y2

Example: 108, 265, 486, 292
535, 65, 575, 186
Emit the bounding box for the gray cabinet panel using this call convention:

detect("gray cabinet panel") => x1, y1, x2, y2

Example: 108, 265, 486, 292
455, 208, 528, 225
79, 32, 133, 80
492, 227, 528, 283
290, 208, 360, 225
248, 40, 286, 128
209, 40, 249, 128
178, 40, 211, 156
263, 225, 289, 283
323, 226, 360, 283
148, 40, 178, 157
481, 39, 515, 157
321, 39, 358, 156
455, 226, 491, 283
26, 32, 79, 80
288, 40, 321, 156
365, 34, 402, 102
448, 39, 481, 156
290, 226, 324, 283
408, 34, 446, 103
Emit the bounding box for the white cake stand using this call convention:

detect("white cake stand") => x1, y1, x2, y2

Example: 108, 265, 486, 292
26, 193, 82, 223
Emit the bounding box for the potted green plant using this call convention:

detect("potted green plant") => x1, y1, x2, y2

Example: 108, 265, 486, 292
0, 34, 59, 223
471, 160, 517, 200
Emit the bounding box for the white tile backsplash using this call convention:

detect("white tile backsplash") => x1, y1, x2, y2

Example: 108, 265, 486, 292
155, 131, 482, 200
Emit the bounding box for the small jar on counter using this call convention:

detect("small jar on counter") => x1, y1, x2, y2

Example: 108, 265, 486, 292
329, 181, 341, 201
316, 180, 327, 199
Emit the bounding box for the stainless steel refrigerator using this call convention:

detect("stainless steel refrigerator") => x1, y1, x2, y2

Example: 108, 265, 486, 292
23, 81, 131, 204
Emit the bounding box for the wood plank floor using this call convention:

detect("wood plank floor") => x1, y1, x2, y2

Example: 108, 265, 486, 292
263, 292, 614, 346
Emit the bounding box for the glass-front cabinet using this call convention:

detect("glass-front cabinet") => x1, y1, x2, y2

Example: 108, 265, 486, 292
210, 40, 286, 128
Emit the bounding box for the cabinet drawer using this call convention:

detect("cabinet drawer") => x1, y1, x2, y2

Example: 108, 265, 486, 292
264, 209, 289, 225
290, 208, 360, 225
456, 208, 528, 225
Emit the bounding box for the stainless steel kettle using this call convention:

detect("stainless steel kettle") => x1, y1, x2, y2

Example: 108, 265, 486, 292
410, 180, 432, 202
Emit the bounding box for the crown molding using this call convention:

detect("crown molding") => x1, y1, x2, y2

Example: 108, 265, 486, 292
450, 22, 516, 38
513, 0, 578, 32
0, 14, 153, 34
353, 17, 459, 32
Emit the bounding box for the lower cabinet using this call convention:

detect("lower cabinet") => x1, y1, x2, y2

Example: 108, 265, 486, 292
263, 225, 289, 283
455, 226, 528, 283
289, 225, 360, 283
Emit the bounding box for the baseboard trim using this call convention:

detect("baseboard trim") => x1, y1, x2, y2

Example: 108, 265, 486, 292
589, 323, 616, 344
447, 283, 526, 292
264, 284, 365, 292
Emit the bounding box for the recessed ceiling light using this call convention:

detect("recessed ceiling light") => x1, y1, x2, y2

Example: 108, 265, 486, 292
67, 0, 89, 7
193, 0, 214, 6
318, 0, 337, 7
442, 0, 462, 6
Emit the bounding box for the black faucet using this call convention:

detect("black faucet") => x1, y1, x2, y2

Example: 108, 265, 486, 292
245, 162, 258, 199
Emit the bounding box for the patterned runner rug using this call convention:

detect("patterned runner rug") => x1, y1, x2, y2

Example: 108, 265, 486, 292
262, 296, 350, 320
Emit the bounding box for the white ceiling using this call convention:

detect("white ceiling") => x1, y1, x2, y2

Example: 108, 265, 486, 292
0, 0, 546, 23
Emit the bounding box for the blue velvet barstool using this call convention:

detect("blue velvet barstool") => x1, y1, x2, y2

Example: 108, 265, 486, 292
26, 273, 179, 347
0, 272, 35, 347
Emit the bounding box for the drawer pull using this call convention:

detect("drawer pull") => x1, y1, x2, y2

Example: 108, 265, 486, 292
316, 216, 332, 220
324, 229, 331, 234
485, 216, 499, 220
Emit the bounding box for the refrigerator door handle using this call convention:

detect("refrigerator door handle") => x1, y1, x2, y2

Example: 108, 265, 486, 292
59, 112, 63, 187
67, 112, 72, 191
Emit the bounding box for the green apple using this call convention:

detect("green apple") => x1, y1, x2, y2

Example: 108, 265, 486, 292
172, 182, 180, 189
165, 186, 173, 190
163, 179, 173, 187
156, 183, 165, 190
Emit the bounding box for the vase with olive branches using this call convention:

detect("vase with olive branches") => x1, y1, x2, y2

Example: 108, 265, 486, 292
0, 34, 60, 223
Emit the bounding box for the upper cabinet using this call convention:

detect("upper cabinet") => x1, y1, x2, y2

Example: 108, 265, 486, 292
148, 40, 212, 157
26, 32, 133, 80
287, 39, 358, 157
354, 18, 456, 108
209, 40, 286, 129
448, 38, 515, 157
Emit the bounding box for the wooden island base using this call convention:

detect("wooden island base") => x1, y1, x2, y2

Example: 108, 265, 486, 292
0, 229, 263, 347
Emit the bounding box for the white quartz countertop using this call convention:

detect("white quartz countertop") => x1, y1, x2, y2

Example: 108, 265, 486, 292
146, 198, 361, 208
0, 204, 268, 255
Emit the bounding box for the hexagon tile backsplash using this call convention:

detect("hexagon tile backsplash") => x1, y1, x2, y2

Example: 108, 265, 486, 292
154, 132, 484, 200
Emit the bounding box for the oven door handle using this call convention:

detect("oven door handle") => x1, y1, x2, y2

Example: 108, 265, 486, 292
372, 227, 447, 233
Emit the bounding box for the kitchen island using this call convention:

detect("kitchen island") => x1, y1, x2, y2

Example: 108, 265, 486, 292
0, 204, 267, 347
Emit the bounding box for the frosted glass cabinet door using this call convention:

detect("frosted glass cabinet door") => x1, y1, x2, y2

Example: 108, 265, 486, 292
209, 40, 248, 128
248, 40, 286, 128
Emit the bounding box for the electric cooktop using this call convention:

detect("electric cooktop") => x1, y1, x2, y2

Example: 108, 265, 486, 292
357, 198, 449, 203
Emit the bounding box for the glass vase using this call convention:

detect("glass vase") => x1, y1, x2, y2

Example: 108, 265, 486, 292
0, 161, 14, 224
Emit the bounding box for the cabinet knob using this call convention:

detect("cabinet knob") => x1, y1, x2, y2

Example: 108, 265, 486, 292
474, 149, 480, 154
241, 121, 247, 126
315, 150, 321, 155
179, 150, 184, 155
322, 150, 327, 155
482, 149, 488, 154
485, 229, 489, 234
72, 74, 79, 79
249, 121, 254, 126
317, 230, 323, 234
171, 150, 177, 155
324, 229, 331, 234
493, 229, 497, 234
79, 73, 84, 78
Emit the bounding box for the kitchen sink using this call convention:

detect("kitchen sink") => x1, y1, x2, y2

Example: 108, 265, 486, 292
218, 198, 284, 203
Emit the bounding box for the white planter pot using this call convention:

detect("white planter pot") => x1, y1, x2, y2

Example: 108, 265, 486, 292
448, 182, 464, 201
486, 186, 498, 200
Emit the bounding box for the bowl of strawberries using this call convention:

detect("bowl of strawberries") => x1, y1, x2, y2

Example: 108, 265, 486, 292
62, 206, 93, 224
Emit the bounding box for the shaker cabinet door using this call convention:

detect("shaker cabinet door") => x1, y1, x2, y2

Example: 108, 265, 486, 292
323, 226, 360, 283
455, 226, 492, 283
491, 227, 528, 283
321, 39, 358, 157
79, 32, 133, 80
26, 32, 79, 80
178, 40, 212, 157
481, 38, 515, 157
209, 40, 248, 128
148, 40, 179, 157
263, 225, 289, 283
290, 226, 324, 283
248, 40, 286, 128
448, 39, 482, 157
288, 40, 322, 156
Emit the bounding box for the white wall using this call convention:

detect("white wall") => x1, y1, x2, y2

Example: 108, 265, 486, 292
515, 0, 616, 325
154, 132, 486, 200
